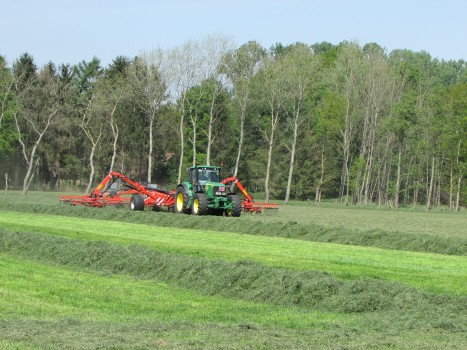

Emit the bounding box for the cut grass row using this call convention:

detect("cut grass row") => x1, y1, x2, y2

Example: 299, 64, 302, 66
0, 198, 465, 255
0, 253, 351, 350
0, 253, 340, 326
0, 256, 462, 350
2, 228, 466, 312
0, 211, 465, 296
1, 237, 466, 349
1, 191, 466, 349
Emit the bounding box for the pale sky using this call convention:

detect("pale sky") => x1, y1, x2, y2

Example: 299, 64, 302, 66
1, 0, 466, 67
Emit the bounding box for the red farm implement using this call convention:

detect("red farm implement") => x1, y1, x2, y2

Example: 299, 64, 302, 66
59, 171, 174, 210
59, 170, 278, 214
221, 176, 279, 213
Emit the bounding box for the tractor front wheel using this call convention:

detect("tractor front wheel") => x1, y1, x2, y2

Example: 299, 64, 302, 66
174, 187, 188, 214
130, 194, 145, 211
226, 194, 242, 217
192, 193, 208, 215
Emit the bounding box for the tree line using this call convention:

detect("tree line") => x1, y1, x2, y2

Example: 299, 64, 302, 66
0, 36, 465, 210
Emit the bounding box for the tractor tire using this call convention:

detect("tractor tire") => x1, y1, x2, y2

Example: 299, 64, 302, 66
192, 193, 208, 215
226, 194, 242, 217
174, 187, 188, 214
130, 194, 145, 211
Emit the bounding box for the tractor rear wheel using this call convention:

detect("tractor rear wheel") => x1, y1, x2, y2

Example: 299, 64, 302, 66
174, 187, 188, 214
226, 194, 242, 217
130, 194, 145, 211
192, 193, 208, 215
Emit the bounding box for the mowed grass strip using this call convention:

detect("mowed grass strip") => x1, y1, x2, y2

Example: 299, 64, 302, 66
1, 193, 466, 255
1, 252, 466, 350
0, 211, 465, 295
1, 231, 466, 315
0, 253, 340, 327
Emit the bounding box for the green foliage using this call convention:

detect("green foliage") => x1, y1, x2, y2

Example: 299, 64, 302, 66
0, 56, 17, 158
1, 43, 466, 208
72, 56, 102, 94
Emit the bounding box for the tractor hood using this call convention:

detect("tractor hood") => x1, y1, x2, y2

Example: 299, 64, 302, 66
201, 182, 227, 197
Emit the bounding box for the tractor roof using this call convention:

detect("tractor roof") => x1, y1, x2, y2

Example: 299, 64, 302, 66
188, 165, 221, 170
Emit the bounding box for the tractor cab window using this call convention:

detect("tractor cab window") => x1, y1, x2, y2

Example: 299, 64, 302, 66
197, 168, 219, 183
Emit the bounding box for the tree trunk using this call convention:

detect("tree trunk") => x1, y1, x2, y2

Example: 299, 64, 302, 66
426, 155, 435, 211
455, 138, 462, 212
14, 109, 57, 195
346, 170, 351, 205
234, 97, 248, 176
177, 111, 185, 184
21, 142, 39, 196
339, 129, 351, 204
206, 93, 216, 166
456, 173, 462, 212
147, 111, 155, 182
120, 149, 125, 173
234, 111, 245, 177
404, 156, 414, 206
264, 110, 278, 203
110, 121, 119, 173
86, 144, 97, 194
264, 132, 274, 203
315, 146, 326, 206
284, 117, 299, 204
394, 147, 402, 209
339, 96, 352, 205
449, 165, 454, 211
191, 115, 197, 166
4, 173, 7, 195
435, 156, 442, 208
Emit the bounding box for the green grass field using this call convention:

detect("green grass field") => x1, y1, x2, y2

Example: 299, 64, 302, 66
0, 191, 466, 349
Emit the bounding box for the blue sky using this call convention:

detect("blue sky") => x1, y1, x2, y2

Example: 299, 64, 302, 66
1, 0, 466, 67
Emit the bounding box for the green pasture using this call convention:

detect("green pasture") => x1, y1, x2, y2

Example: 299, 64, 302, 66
1, 190, 466, 255
0, 191, 466, 349
0, 211, 465, 295
0, 253, 341, 326
3, 190, 466, 237
1, 252, 464, 350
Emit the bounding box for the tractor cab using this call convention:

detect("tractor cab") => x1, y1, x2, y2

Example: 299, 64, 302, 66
188, 166, 221, 187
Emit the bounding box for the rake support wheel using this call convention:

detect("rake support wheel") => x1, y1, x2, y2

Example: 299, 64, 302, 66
130, 194, 145, 211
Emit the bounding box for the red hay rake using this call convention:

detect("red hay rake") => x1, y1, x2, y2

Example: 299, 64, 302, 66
59, 171, 174, 209
221, 176, 279, 213
59, 172, 278, 214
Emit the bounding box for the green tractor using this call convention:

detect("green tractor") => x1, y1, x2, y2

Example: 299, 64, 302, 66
174, 165, 242, 217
